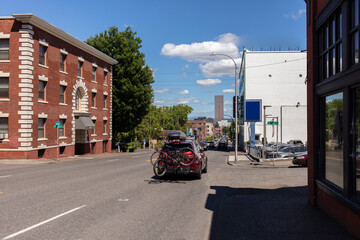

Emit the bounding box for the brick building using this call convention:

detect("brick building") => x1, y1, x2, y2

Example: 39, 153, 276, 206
188, 119, 207, 141
0, 14, 117, 159
306, 0, 360, 237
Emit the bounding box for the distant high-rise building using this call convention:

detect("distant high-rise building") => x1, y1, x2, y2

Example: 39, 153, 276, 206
214, 95, 224, 122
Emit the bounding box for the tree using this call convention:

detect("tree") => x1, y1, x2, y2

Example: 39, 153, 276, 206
85, 26, 154, 140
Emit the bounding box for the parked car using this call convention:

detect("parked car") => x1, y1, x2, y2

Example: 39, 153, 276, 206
198, 141, 208, 151
292, 153, 308, 166
287, 139, 304, 145
206, 141, 215, 149
268, 145, 307, 158
218, 141, 228, 151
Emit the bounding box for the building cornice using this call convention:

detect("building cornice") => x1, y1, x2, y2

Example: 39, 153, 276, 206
12, 14, 118, 65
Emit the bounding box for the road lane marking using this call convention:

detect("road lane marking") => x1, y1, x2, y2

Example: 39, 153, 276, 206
118, 198, 129, 202
2, 205, 87, 240
0, 175, 12, 179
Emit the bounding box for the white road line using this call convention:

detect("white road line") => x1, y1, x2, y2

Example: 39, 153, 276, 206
2, 205, 87, 240
0, 175, 12, 179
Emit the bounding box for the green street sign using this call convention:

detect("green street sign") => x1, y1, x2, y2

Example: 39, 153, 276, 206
267, 121, 279, 125
53, 121, 63, 128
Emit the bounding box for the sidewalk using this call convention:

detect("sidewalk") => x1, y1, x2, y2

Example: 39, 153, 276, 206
223, 150, 356, 239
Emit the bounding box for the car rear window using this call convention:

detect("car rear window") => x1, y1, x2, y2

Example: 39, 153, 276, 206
163, 143, 193, 151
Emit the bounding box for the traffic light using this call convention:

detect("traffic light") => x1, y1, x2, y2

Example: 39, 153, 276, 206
233, 96, 239, 118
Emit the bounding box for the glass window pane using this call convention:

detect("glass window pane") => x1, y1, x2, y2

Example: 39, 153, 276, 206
325, 93, 344, 189
338, 13, 342, 39
60, 54, 65, 72
355, 87, 360, 201
0, 77, 9, 98
0, 118, 8, 134
92, 67, 96, 81
324, 53, 329, 79
331, 18, 335, 45
324, 26, 329, 49
39, 45, 46, 65
337, 43, 343, 72
39, 81, 45, 100
78, 61, 83, 77
353, 31, 359, 65
332, 48, 336, 75
353, 0, 359, 28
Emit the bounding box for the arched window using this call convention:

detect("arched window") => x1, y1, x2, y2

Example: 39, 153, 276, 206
75, 89, 82, 110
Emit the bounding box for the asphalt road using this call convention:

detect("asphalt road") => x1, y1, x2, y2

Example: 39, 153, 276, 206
0, 150, 354, 240
0, 150, 228, 240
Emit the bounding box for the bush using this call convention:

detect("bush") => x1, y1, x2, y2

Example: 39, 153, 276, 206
155, 142, 164, 149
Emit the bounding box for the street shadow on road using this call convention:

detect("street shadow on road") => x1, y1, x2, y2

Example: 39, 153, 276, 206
205, 186, 357, 240
144, 175, 195, 184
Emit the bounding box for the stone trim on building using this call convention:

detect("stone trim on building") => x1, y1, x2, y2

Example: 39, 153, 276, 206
17, 24, 34, 150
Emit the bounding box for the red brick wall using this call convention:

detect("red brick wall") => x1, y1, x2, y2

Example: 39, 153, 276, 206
0, 18, 113, 159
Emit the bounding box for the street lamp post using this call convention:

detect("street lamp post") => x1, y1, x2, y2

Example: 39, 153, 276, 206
210, 52, 238, 162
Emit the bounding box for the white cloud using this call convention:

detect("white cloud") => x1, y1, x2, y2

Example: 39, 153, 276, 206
222, 89, 235, 93
154, 99, 165, 104
199, 58, 241, 77
196, 79, 222, 87
285, 9, 306, 20
153, 97, 208, 106
161, 33, 240, 63
179, 89, 189, 95
154, 88, 171, 94
224, 101, 232, 105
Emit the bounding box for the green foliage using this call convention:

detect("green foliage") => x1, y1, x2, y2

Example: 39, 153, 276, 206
205, 137, 213, 142
134, 104, 193, 140
85, 26, 154, 138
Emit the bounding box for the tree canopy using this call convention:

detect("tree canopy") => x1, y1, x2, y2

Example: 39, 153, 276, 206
85, 26, 154, 138
134, 104, 193, 140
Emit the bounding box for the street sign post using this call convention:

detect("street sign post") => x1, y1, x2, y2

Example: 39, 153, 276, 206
53, 121, 63, 161
267, 121, 279, 125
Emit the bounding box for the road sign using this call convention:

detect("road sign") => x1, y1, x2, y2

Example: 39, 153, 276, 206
53, 121, 63, 128
267, 121, 279, 125
245, 99, 262, 122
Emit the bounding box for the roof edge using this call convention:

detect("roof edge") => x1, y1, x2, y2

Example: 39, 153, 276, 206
12, 14, 118, 65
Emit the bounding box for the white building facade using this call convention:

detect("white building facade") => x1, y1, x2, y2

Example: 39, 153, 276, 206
239, 50, 307, 147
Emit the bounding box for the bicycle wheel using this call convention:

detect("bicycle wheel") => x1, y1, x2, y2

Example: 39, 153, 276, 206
150, 150, 160, 165
178, 147, 196, 166
153, 158, 167, 177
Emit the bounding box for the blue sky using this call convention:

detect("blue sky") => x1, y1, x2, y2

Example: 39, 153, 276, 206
2, 0, 306, 119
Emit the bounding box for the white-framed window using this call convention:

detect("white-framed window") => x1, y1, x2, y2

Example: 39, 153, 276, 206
39, 45, 47, 66
78, 61, 83, 77
103, 120, 107, 134
0, 39, 9, 60
0, 117, 8, 135
60, 53, 66, 72
103, 95, 107, 109
39, 80, 47, 101
0, 77, 9, 99
38, 118, 46, 138
91, 120, 96, 135
92, 66, 97, 82
104, 71, 108, 85
60, 85, 66, 104
59, 119, 66, 137
92, 92, 96, 107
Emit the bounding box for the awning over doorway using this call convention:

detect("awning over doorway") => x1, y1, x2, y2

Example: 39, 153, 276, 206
75, 116, 95, 130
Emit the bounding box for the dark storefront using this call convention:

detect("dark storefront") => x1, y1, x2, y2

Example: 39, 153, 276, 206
306, 0, 360, 237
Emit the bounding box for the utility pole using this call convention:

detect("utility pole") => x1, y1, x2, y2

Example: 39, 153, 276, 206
263, 105, 272, 159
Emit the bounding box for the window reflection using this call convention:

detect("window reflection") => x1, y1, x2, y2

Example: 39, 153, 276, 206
355, 88, 360, 200
325, 93, 344, 189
